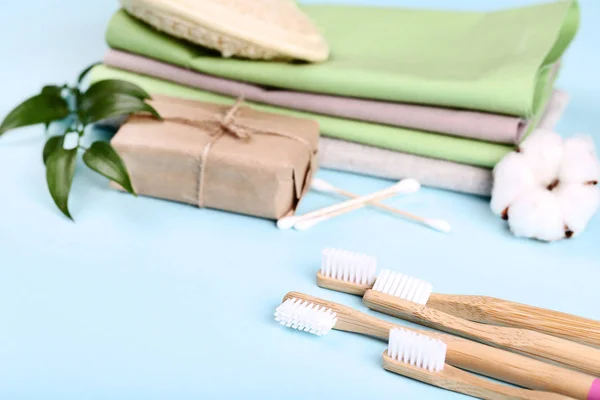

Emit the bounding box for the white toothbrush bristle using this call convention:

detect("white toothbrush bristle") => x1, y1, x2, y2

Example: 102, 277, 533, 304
274, 298, 337, 336
320, 248, 377, 286
388, 328, 447, 372
373, 269, 433, 305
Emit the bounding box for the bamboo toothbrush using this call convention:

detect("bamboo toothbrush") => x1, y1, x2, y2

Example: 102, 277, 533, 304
317, 248, 600, 348
275, 292, 599, 400
384, 328, 574, 400
316, 248, 600, 376
305, 178, 451, 233
363, 288, 600, 377
424, 294, 600, 349
276, 178, 421, 230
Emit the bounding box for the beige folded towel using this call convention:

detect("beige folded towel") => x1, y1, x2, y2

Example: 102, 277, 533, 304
319, 138, 494, 196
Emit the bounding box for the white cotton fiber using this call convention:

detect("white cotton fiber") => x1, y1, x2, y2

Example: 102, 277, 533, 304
556, 184, 600, 235
559, 135, 600, 184
519, 129, 564, 186
490, 129, 600, 242
491, 152, 536, 216
508, 189, 565, 242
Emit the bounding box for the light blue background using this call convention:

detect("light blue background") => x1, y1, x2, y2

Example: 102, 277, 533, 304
0, 1, 598, 399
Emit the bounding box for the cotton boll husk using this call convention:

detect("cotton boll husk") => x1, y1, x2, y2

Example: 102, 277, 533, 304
491, 152, 537, 216
555, 183, 600, 235
559, 135, 600, 184
519, 129, 564, 186
507, 189, 565, 242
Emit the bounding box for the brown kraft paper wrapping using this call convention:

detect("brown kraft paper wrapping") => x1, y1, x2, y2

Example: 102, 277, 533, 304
109, 94, 320, 219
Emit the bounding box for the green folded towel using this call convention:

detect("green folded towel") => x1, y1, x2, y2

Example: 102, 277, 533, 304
90, 65, 523, 168
105, 0, 579, 117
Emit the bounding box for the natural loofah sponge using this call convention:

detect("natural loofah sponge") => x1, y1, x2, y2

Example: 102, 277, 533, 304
119, 0, 330, 63
491, 129, 600, 242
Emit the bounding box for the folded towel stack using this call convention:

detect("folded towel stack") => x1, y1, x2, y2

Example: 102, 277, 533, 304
90, 0, 580, 196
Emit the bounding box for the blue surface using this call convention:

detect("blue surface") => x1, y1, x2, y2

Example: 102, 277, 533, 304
0, 1, 599, 399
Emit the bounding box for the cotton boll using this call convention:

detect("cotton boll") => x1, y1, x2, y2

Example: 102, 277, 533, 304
519, 129, 564, 186
491, 129, 600, 242
491, 152, 536, 216
555, 183, 600, 236
559, 135, 600, 184
507, 189, 565, 242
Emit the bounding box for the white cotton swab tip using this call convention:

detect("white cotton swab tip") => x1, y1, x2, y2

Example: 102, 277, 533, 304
276, 215, 302, 230
311, 178, 338, 193
393, 178, 421, 194
425, 219, 452, 233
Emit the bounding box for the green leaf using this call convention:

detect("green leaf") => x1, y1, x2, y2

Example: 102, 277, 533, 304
77, 61, 102, 85
0, 93, 70, 136
42, 85, 64, 97
80, 92, 161, 125
41, 86, 67, 133
83, 141, 136, 195
43, 135, 64, 165
83, 79, 151, 103
46, 146, 78, 220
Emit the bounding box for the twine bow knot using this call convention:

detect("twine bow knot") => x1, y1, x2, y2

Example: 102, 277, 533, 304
167, 97, 254, 142
214, 97, 253, 140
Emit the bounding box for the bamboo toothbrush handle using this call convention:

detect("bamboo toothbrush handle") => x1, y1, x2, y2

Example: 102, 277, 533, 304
317, 271, 372, 296
427, 294, 600, 348
363, 290, 600, 377
382, 354, 575, 400
284, 292, 598, 400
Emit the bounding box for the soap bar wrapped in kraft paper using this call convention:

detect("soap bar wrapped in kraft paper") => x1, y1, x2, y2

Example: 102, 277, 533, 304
110, 94, 320, 219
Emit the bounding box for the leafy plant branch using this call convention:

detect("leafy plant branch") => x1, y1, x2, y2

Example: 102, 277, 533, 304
0, 62, 162, 220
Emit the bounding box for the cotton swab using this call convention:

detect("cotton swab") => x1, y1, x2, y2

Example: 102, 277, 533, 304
294, 180, 412, 230
276, 178, 421, 230
302, 178, 451, 233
